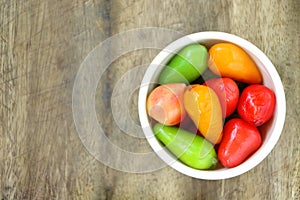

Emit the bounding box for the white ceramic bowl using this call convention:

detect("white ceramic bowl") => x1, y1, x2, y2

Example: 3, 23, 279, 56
138, 32, 286, 180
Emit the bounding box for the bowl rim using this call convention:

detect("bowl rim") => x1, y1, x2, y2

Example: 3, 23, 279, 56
138, 31, 286, 180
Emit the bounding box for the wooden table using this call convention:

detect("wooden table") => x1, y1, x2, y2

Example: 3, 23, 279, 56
1, 0, 299, 199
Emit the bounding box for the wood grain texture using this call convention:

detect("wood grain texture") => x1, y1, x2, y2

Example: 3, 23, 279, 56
0, 0, 299, 199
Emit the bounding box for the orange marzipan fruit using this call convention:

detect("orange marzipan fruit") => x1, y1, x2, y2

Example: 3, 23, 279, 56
183, 85, 223, 144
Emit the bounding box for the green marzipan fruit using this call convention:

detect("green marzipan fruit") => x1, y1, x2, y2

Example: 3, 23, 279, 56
159, 44, 208, 84
153, 123, 218, 170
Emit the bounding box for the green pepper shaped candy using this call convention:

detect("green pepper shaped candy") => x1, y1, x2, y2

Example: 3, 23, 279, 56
159, 44, 208, 84
153, 123, 218, 170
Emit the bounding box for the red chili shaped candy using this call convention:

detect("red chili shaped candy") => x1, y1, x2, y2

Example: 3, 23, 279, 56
218, 118, 262, 168
237, 84, 276, 127
204, 78, 239, 117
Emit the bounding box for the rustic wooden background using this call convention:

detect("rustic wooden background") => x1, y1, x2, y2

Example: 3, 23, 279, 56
0, 0, 299, 199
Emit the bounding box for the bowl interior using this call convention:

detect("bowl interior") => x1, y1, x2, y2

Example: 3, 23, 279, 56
138, 32, 286, 180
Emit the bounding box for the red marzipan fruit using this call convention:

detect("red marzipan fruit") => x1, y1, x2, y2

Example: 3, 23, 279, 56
204, 78, 239, 118
218, 118, 262, 168
237, 84, 276, 127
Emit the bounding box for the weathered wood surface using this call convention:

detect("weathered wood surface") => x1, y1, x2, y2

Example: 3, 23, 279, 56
0, 0, 299, 199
